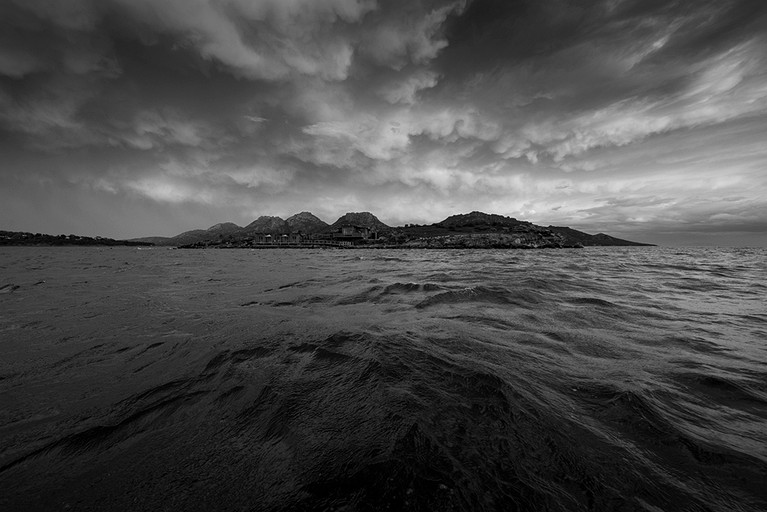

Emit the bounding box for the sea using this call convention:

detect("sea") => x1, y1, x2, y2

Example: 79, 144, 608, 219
0, 246, 765, 512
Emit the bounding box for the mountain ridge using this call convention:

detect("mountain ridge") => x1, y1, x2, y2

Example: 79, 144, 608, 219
126, 210, 653, 248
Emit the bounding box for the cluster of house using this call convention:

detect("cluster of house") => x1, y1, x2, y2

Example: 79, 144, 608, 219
248, 225, 379, 245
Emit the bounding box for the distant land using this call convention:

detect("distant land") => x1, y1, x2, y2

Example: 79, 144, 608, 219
0, 230, 152, 247
1, 211, 654, 249
129, 211, 654, 249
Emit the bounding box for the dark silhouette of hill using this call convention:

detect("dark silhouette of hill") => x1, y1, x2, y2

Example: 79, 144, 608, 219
547, 226, 654, 246
388, 211, 569, 248
437, 211, 527, 229
207, 222, 242, 234
242, 216, 290, 234
331, 212, 390, 231
133, 222, 243, 246
286, 212, 330, 234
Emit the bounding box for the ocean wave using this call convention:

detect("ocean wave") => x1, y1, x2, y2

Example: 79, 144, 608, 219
416, 285, 544, 309
1, 246, 765, 511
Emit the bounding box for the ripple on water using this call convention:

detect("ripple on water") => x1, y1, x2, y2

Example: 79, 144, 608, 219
0, 246, 765, 511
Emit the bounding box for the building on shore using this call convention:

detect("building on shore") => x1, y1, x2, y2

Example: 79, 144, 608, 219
332, 225, 378, 243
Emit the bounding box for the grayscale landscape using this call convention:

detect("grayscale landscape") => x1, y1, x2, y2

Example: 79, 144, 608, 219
1, 1, 766, 511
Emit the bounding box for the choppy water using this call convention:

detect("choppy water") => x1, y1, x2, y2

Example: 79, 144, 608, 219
0, 246, 765, 511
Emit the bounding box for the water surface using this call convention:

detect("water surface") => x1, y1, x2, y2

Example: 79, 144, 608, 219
1, 246, 765, 511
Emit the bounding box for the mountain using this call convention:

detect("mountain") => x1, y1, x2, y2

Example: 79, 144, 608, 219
129, 210, 653, 248
286, 212, 330, 234
548, 226, 655, 247
331, 212, 390, 231
242, 216, 290, 234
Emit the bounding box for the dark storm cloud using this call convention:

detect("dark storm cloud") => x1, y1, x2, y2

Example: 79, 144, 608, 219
1, 0, 766, 243
0, 0, 465, 173
430, 0, 767, 161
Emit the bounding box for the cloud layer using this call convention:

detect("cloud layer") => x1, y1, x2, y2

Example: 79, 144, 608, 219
1, 0, 766, 245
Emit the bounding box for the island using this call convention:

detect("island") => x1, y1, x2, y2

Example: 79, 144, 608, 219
130, 211, 654, 249
1, 211, 653, 249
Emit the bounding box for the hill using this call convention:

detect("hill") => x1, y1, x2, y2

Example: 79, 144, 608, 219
286, 212, 330, 234
384, 212, 569, 248
242, 216, 290, 235
331, 212, 390, 231
547, 226, 655, 247
130, 222, 243, 246
437, 211, 528, 229
207, 222, 242, 234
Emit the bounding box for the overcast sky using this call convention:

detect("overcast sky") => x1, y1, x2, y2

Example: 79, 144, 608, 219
1, 0, 766, 245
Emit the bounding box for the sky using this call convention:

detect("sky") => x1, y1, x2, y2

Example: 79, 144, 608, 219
1, 0, 766, 246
